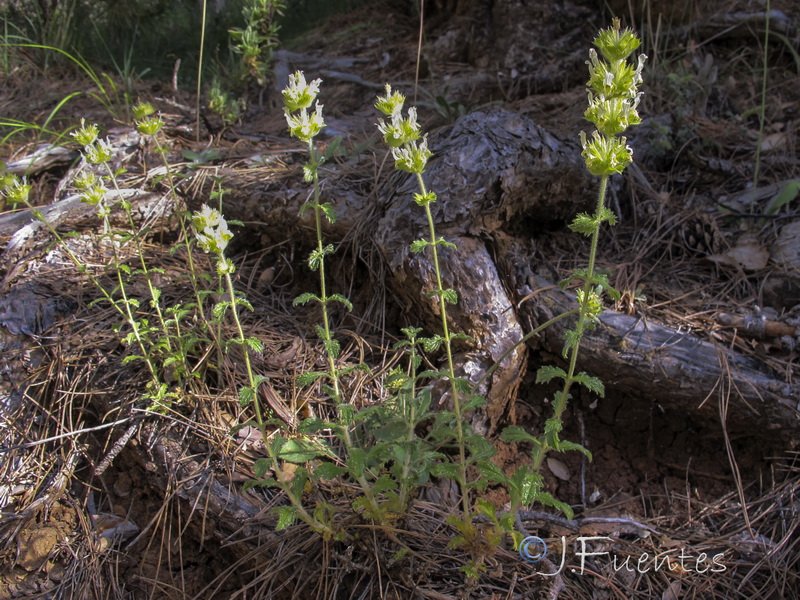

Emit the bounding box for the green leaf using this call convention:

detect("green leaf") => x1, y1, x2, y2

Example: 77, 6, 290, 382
442, 288, 458, 304
462, 394, 485, 412
253, 457, 272, 479
245, 337, 264, 353
121, 354, 143, 365
431, 462, 460, 480
536, 365, 567, 384
468, 434, 495, 461
297, 371, 326, 386
409, 239, 428, 253
371, 419, 408, 442
372, 474, 398, 494
555, 440, 593, 460
312, 461, 347, 480
275, 505, 299, 530
476, 460, 508, 485
235, 296, 254, 312
453, 377, 472, 394
294, 292, 319, 306
765, 180, 800, 215
421, 335, 443, 352
347, 448, 366, 478
544, 418, 563, 439
573, 372, 605, 396
320, 202, 337, 223
511, 467, 542, 506
279, 438, 323, 463
536, 491, 573, 520
212, 301, 231, 319
328, 294, 353, 311
569, 213, 596, 236
238, 385, 254, 407
298, 417, 327, 433
500, 425, 540, 445
323, 337, 341, 359
242, 477, 277, 491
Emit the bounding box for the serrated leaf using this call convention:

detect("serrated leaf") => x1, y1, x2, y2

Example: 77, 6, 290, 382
371, 419, 408, 442
212, 301, 231, 319
320, 202, 337, 223
297, 371, 327, 387
347, 448, 366, 478
235, 296, 254, 312
440, 288, 457, 305
477, 460, 508, 485
253, 457, 272, 479
544, 418, 563, 439
573, 372, 605, 396
536, 491, 573, 520
536, 365, 567, 384
245, 337, 264, 353
468, 434, 495, 461
410, 239, 428, 253
298, 417, 326, 433
275, 505, 298, 530
312, 461, 347, 480
421, 335, 443, 352
500, 425, 539, 445
475, 498, 497, 520
555, 440, 593, 460
372, 475, 398, 494
569, 213, 596, 236
462, 394, 485, 412
328, 294, 353, 311
431, 462, 459, 480
279, 438, 322, 463
238, 385, 254, 407
323, 337, 340, 358
293, 292, 319, 306
453, 377, 472, 394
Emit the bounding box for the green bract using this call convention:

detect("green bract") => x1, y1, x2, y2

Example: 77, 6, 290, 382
192, 204, 233, 255
391, 137, 431, 174
285, 102, 325, 143
581, 19, 645, 177
1, 176, 31, 205
378, 107, 421, 148
584, 95, 642, 137
71, 119, 99, 146
592, 18, 641, 62
375, 84, 405, 116
282, 71, 322, 112
580, 130, 633, 176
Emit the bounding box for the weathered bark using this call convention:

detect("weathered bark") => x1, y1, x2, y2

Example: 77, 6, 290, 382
4, 108, 797, 441
522, 274, 800, 440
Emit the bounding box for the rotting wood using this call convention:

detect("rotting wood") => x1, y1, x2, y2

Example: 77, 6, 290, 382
175, 107, 800, 441
3, 108, 797, 442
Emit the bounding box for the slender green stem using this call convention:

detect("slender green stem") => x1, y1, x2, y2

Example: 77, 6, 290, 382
474, 308, 580, 390
26, 202, 160, 387
305, 140, 385, 523
415, 172, 469, 517
533, 174, 608, 472
196, 0, 208, 142
151, 135, 210, 324
223, 268, 264, 429
398, 336, 419, 510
